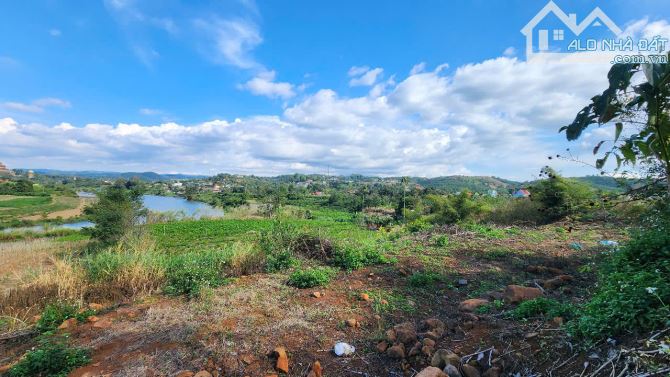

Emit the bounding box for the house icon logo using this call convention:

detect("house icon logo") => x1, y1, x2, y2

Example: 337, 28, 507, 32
521, 1, 622, 60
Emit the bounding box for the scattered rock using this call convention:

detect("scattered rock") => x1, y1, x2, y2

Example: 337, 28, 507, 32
422, 344, 435, 357
482, 367, 501, 377
307, 361, 322, 377
408, 341, 423, 357
58, 318, 78, 330
486, 291, 505, 301
431, 349, 457, 369
241, 355, 255, 365
377, 341, 389, 353
461, 364, 481, 377
359, 293, 371, 301
380, 299, 389, 305
444, 364, 462, 377
345, 318, 359, 328
524, 332, 539, 339
504, 285, 542, 303
551, 316, 565, 326
116, 307, 139, 319
32, 315, 41, 323
459, 299, 489, 312
423, 338, 436, 348
194, 372, 212, 377
333, 342, 355, 356
92, 318, 113, 329
0, 364, 12, 374
393, 322, 418, 345
387, 343, 406, 359
311, 291, 322, 298
462, 321, 475, 330
272, 346, 289, 373
543, 275, 574, 290
420, 318, 446, 340
416, 366, 447, 377
175, 372, 194, 377
87, 315, 100, 323
386, 329, 397, 343
457, 279, 468, 286
88, 303, 104, 311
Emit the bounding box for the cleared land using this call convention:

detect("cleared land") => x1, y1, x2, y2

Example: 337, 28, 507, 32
0, 195, 84, 224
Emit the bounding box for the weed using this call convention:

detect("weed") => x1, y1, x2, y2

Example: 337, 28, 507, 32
287, 266, 337, 288
35, 302, 95, 333
331, 242, 391, 270
433, 234, 449, 247
510, 297, 574, 320
163, 249, 229, 297
408, 271, 443, 287
265, 249, 299, 273
7, 335, 90, 377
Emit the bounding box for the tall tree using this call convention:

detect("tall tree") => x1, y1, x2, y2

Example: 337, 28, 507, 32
561, 56, 670, 196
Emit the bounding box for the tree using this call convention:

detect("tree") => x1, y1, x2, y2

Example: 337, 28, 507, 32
530, 167, 593, 222
83, 180, 146, 245
561, 57, 670, 196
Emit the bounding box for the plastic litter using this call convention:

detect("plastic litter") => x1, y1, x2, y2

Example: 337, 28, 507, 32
569, 242, 583, 251
599, 240, 619, 247
333, 342, 355, 356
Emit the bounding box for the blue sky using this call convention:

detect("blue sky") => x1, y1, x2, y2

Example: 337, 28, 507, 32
1, 0, 669, 179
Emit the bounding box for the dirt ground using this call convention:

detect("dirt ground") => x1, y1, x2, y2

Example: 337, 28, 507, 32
3, 222, 664, 377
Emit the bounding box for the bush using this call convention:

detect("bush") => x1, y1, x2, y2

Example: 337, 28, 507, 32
266, 249, 299, 273
408, 271, 443, 287
486, 198, 544, 225
510, 298, 574, 320
8, 335, 90, 377
433, 234, 449, 247
530, 167, 594, 222
331, 242, 390, 270
287, 267, 337, 288
406, 218, 432, 233
569, 227, 670, 342
163, 249, 230, 297
83, 181, 146, 245
36, 302, 95, 333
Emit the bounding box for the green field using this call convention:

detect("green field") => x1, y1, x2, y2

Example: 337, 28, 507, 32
0, 195, 80, 225
149, 208, 378, 252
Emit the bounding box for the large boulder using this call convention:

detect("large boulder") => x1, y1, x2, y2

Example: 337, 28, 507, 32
459, 299, 489, 312
416, 366, 448, 377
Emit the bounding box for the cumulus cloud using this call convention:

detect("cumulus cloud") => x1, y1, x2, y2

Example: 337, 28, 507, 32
139, 108, 164, 116
2, 98, 71, 113
49, 28, 62, 37
239, 70, 295, 99
348, 66, 384, 86
0, 54, 611, 178
11, 19, 667, 178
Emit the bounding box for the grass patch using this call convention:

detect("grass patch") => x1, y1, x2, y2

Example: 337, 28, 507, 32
510, 297, 574, 320
407, 271, 444, 287
331, 242, 393, 270
7, 335, 90, 377
287, 266, 337, 288
35, 302, 95, 333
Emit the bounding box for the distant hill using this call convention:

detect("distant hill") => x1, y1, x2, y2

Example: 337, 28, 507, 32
414, 176, 521, 194
571, 175, 631, 192
30, 169, 206, 181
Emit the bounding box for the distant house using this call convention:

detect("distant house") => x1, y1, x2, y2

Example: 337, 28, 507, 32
488, 189, 498, 198
513, 189, 531, 198
0, 161, 15, 177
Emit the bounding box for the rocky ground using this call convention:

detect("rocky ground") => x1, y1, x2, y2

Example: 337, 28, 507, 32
2, 222, 657, 377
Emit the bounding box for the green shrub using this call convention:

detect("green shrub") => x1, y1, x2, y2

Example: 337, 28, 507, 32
36, 303, 95, 333
510, 298, 574, 320
530, 167, 594, 222
406, 218, 432, 233
331, 243, 390, 270
83, 181, 146, 245
8, 335, 90, 377
408, 271, 443, 287
486, 198, 544, 225
163, 249, 230, 297
287, 267, 337, 288
569, 227, 670, 342
433, 234, 449, 247
266, 249, 299, 272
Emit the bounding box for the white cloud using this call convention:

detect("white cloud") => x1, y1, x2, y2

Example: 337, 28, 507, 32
239, 70, 295, 99
194, 18, 262, 69
2, 98, 70, 113
139, 108, 164, 116
49, 28, 62, 37
503, 47, 516, 57
12, 19, 667, 178
348, 66, 384, 87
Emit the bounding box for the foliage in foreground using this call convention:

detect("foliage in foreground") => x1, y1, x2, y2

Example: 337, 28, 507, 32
331, 242, 392, 270
287, 266, 337, 288
570, 225, 670, 342
510, 297, 575, 320
7, 335, 90, 377
35, 302, 95, 333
